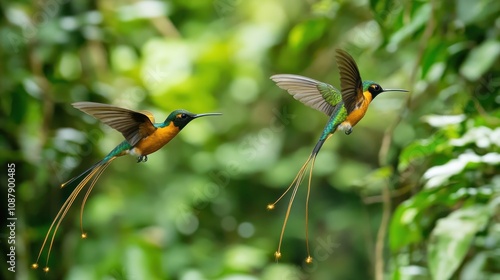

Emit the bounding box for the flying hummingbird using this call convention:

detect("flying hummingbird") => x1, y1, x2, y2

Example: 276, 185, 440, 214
267, 49, 408, 263
32, 102, 221, 272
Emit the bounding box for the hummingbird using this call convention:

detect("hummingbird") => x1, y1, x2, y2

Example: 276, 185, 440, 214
267, 49, 408, 263
32, 102, 221, 272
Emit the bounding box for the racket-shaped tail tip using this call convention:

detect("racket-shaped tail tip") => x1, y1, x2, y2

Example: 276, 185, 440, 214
274, 251, 282, 261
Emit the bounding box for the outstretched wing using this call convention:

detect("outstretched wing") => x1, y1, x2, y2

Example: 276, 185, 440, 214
335, 49, 364, 114
72, 102, 157, 146
270, 74, 342, 116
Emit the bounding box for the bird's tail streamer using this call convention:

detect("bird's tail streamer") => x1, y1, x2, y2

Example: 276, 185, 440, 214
267, 137, 327, 263
32, 157, 116, 272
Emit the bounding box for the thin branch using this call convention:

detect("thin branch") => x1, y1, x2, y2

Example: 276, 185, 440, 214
373, 1, 436, 279
375, 181, 391, 280
363, 184, 413, 204
149, 16, 181, 38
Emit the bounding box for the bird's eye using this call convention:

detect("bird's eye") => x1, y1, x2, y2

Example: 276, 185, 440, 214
372, 84, 381, 91
180, 113, 187, 119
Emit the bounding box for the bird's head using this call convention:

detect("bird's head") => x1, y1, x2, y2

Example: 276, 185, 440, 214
166, 110, 222, 130
363, 81, 408, 99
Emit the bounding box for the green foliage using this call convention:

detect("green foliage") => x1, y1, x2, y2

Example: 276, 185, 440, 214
1, 0, 499, 279
387, 0, 500, 276
428, 206, 490, 280
391, 113, 500, 279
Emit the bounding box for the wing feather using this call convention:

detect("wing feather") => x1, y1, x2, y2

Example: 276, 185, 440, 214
270, 74, 342, 116
335, 49, 364, 114
72, 102, 156, 146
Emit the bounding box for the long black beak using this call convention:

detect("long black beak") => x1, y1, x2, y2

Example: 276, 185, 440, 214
193, 112, 223, 118
383, 89, 409, 92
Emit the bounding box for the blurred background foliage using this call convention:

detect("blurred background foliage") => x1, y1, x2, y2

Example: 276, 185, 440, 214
1, 0, 499, 279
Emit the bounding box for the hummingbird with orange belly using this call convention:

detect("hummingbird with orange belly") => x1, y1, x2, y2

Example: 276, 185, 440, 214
32, 102, 221, 272
267, 49, 408, 263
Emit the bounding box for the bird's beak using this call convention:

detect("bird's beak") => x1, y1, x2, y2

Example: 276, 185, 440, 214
383, 89, 409, 92
193, 112, 223, 118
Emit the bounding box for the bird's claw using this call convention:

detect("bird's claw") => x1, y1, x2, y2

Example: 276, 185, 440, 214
137, 155, 148, 163
345, 127, 353, 135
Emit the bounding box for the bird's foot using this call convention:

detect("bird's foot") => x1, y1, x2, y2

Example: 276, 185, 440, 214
338, 122, 353, 135
137, 155, 148, 163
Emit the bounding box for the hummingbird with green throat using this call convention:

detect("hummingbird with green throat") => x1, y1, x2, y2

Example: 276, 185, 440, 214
267, 49, 408, 263
32, 102, 221, 272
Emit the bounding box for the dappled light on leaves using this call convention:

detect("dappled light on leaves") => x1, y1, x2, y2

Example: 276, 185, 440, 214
3, 0, 498, 278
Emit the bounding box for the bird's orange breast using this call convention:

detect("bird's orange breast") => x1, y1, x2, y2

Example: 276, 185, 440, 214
133, 123, 180, 156
344, 90, 373, 127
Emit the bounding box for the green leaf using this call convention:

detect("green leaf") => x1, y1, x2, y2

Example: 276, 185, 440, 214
449, 126, 497, 148
392, 265, 429, 280
389, 186, 466, 251
57, 52, 82, 80
457, 0, 500, 25
389, 200, 423, 251
421, 114, 466, 128
460, 252, 489, 280
398, 132, 447, 172
354, 166, 393, 194
460, 40, 500, 81
387, 4, 431, 49
423, 151, 500, 188
428, 206, 490, 280
288, 18, 328, 52
421, 39, 447, 79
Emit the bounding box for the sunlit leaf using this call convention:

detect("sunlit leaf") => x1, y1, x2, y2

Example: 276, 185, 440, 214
460, 40, 500, 81
57, 52, 82, 80
288, 18, 328, 52
450, 126, 498, 148
428, 206, 490, 280
398, 132, 447, 172
387, 4, 431, 50
424, 151, 500, 188
421, 114, 465, 128
111, 45, 139, 72
354, 166, 393, 194
224, 245, 267, 271
389, 185, 468, 252
390, 198, 425, 251
456, 0, 500, 24
460, 252, 489, 280
392, 265, 429, 280
421, 39, 447, 79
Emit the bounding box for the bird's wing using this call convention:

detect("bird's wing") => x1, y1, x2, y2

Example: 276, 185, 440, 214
270, 74, 343, 116
72, 102, 157, 146
335, 49, 364, 114
138, 110, 156, 123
